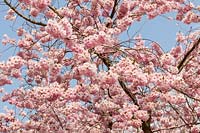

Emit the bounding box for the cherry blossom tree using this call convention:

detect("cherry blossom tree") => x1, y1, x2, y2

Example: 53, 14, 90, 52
0, 0, 200, 132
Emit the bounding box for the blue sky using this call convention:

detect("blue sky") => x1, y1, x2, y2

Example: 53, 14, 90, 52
120, 12, 199, 51
0, 2, 199, 113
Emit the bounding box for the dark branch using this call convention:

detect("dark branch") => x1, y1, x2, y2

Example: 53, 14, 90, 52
48, 5, 63, 19
153, 122, 200, 132
118, 80, 138, 105
106, 0, 118, 27
177, 38, 200, 73
110, 0, 118, 19
4, 0, 46, 26
95, 51, 152, 133
49, 105, 64, 130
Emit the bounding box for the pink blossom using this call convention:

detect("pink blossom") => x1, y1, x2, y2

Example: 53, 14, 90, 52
76, 62, 97, 77
118, 1, 129, 19
151, 42, 164, 56
99, 71, 118, 85
18, 0, 31, 5
45, 18, 72, 39
17, 28, 25, 36
4, 9, 16, 21
1, 0, 200, 132
191, 125, 200, 133
30, 8, 40, 17
160, 53, 175, 66
132, 119, 142, 128
45, 9, 56, 18
176, 32, 185, 43
31, 0, 51, 10
134, 110, 149, 121
45, 19, 63, 38
170, 45, 183, 58
2, 34, 16, 45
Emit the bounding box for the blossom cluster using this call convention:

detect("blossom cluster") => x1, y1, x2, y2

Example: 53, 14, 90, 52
45, 18, 72, 39
1, 0, 200, 132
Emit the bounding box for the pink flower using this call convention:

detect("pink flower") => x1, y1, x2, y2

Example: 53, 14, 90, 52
11, 69, 21, 78
18, 0, 31, 5
134, 110, 149, 121
132, 119, 142, 128
160, 53, 175, 67
45, 18, 72, 39
99, 71, 118, 85
1, 34, 16, 45
191, 125, 200, 133
30, 8, 40, 17
118, 1, 129, 19
170, 45, 182, 58
17, 28, 25, 36
4, 9, 16, 21
151, 42, 164, 56
45, 19, 62, 38
31, 0, 51, 10
176, 32, 185, 43
75, 62, 97, 77
45, 9, 56, 18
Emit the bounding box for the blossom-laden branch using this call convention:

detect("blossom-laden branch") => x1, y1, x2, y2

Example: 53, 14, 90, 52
4, 0, 46, 26
1, 0, 200, 133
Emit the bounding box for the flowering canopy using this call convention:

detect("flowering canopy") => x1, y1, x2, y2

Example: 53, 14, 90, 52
0, 0, 200, 132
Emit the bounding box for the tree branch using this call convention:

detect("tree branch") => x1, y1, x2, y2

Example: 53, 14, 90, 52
49, 105, 64, 130
4, 0, 46, 26
95, 51, 152, 133
48, 5, 63, 19
110, 0, 118, 19
118, 80, 138, 105
153, 122, 200, 132
106, 0, 118, 27
168, 102, 187, 125
177, 38, 200, 73
172, 87, 200, 102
